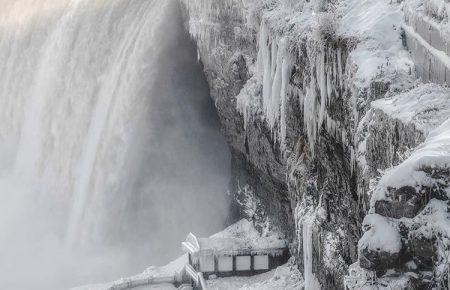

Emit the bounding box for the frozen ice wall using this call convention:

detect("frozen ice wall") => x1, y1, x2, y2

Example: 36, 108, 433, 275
0, 0, 230, 289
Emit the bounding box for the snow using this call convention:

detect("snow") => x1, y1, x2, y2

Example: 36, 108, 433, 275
406, 0, 450, 26
372, 118, 450, 203
212, 219, 273, 240
358, 214, 402, 254
409, 199, 450, 239
403, 22, 450, 70
71, 256, 187, 290
204, 219, 287, 255
339, 0, 413, 88
371, 84, 450, 136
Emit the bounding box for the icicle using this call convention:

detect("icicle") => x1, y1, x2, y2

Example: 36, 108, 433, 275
279, 40, 292, 151
317, 49, 327, 129
269, 39, 283, 131
253, 22, 293, 152
303, 218, 322, 290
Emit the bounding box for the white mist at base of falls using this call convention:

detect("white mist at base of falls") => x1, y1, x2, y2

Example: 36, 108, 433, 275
0, 1, 231, 289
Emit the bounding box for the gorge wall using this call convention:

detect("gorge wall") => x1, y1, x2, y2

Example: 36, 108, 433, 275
180, 0, 450, 289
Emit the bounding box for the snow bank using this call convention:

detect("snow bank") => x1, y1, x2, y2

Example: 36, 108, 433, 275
409, 199, 450, 240
340, 0, 413, 89
371, 84, 450, 136
201, 219, 287, 254
358, 214, 402, 254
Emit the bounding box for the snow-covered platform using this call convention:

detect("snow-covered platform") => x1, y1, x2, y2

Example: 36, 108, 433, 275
181, 220, 289, 289
73, 220, 294, 290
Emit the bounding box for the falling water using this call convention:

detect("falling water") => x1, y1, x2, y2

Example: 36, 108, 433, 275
0, 0, 230, 289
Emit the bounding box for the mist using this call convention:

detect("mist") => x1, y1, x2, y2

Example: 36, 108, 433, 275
0, 0, 230, 289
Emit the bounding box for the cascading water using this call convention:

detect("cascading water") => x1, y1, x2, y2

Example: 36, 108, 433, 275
0, 0, 231, 289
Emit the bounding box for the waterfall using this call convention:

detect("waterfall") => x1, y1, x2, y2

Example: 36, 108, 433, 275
0, 0, 230, 289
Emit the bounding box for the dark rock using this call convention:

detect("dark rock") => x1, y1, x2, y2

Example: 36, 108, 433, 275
408, 233, 437, 270
359, 246, 403, 272
374, 186, 427, 219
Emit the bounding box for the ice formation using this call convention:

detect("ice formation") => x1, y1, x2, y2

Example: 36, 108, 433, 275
180, 0, 450, 288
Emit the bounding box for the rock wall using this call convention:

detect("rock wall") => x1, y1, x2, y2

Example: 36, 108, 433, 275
180, 0, 449, 289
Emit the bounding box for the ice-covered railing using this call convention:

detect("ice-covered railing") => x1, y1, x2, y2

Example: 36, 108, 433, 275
404, 0, 450, 86
423, 0, 450, 22
106, 276, 179, 290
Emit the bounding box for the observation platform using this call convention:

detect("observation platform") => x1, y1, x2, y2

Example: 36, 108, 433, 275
181, 233, 289, 289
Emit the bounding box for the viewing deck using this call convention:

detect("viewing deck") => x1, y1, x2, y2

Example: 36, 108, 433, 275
181, 233, 289, 289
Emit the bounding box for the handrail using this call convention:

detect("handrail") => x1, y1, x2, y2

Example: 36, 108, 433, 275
107, 275, 176, 290
184, 264, 207, 290
185, 264, 199, 284
198, 272, 207, 290
182, 233, 200, 254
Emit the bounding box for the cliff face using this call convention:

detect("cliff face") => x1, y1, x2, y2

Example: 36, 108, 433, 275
180, 0, 450, 289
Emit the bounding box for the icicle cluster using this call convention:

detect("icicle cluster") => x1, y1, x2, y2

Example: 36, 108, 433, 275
294, 194, 325, 290
240, 17, 351, 157
300, 42, 350, 156
255, 21, 293, 150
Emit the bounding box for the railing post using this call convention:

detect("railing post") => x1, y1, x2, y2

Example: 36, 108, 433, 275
214, 255, 218, 273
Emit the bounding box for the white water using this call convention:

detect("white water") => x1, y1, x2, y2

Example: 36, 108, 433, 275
0, 1, 230, 289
